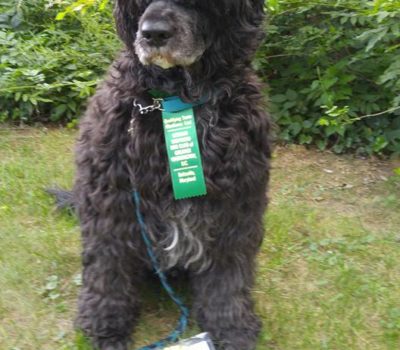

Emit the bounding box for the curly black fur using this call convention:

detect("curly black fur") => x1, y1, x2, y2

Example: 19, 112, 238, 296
72, 1, 271, 349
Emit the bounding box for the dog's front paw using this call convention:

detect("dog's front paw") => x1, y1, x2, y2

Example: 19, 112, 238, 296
93, 338, 129, 350
213, 330, 260, 350
212, 316, 262, 350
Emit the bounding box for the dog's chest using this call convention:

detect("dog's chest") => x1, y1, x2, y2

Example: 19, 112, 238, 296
145, 201, 214, 272
127, 115, 216, 271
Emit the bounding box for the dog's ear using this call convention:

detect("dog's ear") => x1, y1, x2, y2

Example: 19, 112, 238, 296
210, 0, 265, 61
245, 0, 265, 25
226, 0, 265, 26
249, 0, 265, 14
114, 0, 140, 47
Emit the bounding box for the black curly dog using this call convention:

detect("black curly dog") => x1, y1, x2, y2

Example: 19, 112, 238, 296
65, 1, 272, 349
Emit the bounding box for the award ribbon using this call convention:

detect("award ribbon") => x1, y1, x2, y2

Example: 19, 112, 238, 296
161, 97, 207, 200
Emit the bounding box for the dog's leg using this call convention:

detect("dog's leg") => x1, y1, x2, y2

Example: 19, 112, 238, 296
75, 214, 143, 350
191, 246, 262, 350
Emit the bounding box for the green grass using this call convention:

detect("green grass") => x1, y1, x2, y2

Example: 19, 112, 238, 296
0, 128, 399, 350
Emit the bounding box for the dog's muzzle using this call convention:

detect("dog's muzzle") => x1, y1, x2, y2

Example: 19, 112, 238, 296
134, 1, 206, 69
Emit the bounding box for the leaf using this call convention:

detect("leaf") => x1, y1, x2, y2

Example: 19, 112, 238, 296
318, 118, 330, 126
29, 97, 38, 106
56, 12, 67, 21
99, 0, 109, 11
325, 125, 338, 137
303, 120, 313, 129
10, 13, 23, 28
310, 80, 320, 91
51, 104, 68, 119
373, 136, 389, 152
299, 134, 312, 144
270, 94, 287, 103
337, 126, 346, 137
333, 143, 344, 153
65, 64, 78, 70
316, 139, 327, 150
35, 97, 53, 103
286, 89, 298, 101
283, 100, 297, 110
290, 122, 302, 136
322, 77, 338, 89
73, 4, 85, 12
377, 60, 400, 85
0, 14, 9, 23
366, 27, 388, 52
377, 11, 390, 23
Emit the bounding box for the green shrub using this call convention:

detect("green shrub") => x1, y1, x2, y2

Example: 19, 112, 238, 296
0, 0, 119, 124
257, 0, 400, 155
1, 0, 399, 156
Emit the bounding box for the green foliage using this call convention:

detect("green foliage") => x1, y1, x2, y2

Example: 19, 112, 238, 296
258, 0, 400, 155
1, 0, 400, 155
55, 0, 110, 20
0, 0, 119, 124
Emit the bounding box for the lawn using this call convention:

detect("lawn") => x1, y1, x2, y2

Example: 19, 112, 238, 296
0, 128, 399, 350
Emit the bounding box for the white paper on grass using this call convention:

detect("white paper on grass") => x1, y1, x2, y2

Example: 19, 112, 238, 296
165, 333, 215, 350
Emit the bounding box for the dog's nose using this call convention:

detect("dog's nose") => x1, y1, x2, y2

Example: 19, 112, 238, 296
141, 20, 173, 47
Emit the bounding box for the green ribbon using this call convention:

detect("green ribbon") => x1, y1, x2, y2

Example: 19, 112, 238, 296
162, 107, 207, 200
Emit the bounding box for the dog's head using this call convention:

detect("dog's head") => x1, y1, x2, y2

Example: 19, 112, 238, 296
114, 0, 265, 70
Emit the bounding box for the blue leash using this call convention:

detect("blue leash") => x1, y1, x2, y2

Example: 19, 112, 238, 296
132, 191, 189, 350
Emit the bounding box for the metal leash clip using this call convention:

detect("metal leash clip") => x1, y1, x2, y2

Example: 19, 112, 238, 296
133, 98, 164, 115
129, 98, 165, 136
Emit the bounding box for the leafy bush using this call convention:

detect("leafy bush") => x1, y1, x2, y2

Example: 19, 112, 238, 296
258, 0, 400, 155
1, 0, 399, 156
0, 0, 118, 124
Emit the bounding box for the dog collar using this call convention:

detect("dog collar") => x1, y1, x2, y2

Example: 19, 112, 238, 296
149, 89, 206, 113
131, 91, 206, 116
161, 95, 206, 113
